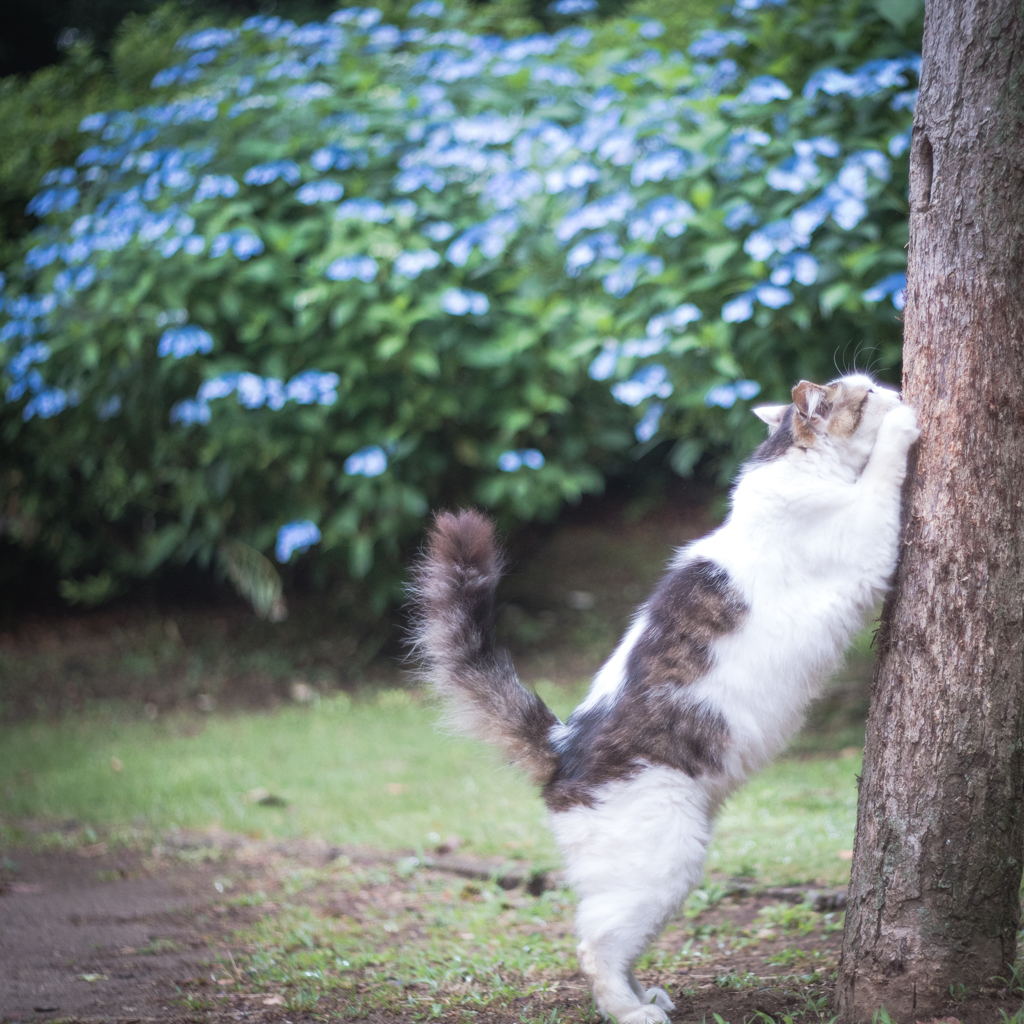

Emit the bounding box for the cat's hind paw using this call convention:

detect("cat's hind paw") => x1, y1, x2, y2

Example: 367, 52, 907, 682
643, 987, 675, 1011
620, 1004, 670, 1024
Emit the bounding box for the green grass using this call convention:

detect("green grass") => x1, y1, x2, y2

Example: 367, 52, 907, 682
221, 866, 590, 1020
180, 858, 849, 1022
0, 680, 860, 886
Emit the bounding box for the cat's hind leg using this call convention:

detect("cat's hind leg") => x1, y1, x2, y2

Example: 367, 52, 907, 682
576, 893, 672, 1023
551, 766, 713, 1022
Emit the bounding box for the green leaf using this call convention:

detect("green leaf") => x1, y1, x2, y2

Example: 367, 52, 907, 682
669, 439, 703, 477
873, 0, 922, 31
218, 540, 287, 622
58, 572, 121, 607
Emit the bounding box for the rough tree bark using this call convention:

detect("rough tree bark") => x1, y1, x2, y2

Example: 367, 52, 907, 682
836, 2, 1024, 1021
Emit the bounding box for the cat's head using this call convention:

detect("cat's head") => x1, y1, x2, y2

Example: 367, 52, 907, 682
749, 373, 901, 471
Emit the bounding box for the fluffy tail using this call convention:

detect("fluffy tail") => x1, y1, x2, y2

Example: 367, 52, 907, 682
410, 509, 560, 785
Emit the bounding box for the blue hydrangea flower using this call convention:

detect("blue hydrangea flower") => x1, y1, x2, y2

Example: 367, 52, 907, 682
533, 65, 581, 87
235, 372, 270, 408
244, 161, 302, 186
311, 146, 364, 172
197, 374, 239, 403
724, 201, 760, 230
616, 335, 667, 359
588, 345, 618, 381
631, 149, 693, 187
863, 272, 907, 310
754, 283, 793, 309
287, 83, 334, 104
548, 0, 596, 12
446, 214, 517, 266
5, 369, 45, 403
704, 379, 761, 408
22, 387, 74, 421
325, 256, 379, 282
770, 254, 819, 287
566, 232, 623, 276
544, 163, 598, 194
335, 199, 391, 223
646, 303, 702, 337
27, 188, 80, 217
422, 221, 455, 241
210, 230, 264, 260
394, 165, 446, 193
744, 210, 818, 261
409, 0, 445, 16
688, 29, 746, 58
276, 520, 321, 562
170, 398, 212, 424
187, 369, 337, 413
178, 27, 238, 50
79, 113, 107, 133
25, 244, 61, 270
97, 395, 122, 420
6, 342, 50, 383
718, 127, 770, 179
497, 448, 545, 471
40, 168, 77, 186
441, 288, 489, 315
344, 445, 388, 477
628, 197, 694, 242
736, 75, 792, 105
722, 294, 755, 323
603, 254, 663, 298
194, 174, 239, 201
612, 364, 673, 406
634, 402, 663, 442
296, 180, 344, 204
286, 370, 339, 405
72, 266, 96, 290
803, 57, 919, 100
889, 130, 911, 157
158, 325, 214, 358
556, 192, 635, 243
394, 250, 442, 278
892, 89, 917, 112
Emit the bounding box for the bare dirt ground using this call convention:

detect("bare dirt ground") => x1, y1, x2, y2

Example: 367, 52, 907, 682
0, 836, 257, 1023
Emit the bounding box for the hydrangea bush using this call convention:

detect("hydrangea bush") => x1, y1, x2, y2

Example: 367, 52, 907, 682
0, 0, 920, 609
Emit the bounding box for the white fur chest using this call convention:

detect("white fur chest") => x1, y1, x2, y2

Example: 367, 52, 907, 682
686, 477, 895, 781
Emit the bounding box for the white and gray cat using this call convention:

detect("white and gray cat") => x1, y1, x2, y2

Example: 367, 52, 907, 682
412, 373, 919, 1023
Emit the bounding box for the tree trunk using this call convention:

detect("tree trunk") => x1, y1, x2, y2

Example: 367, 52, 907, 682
836, 1, 1024, 1021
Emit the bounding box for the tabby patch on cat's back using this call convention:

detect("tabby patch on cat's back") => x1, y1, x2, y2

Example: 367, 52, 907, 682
539, 558, 748, 811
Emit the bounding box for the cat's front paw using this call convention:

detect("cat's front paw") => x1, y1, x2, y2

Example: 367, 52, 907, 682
876, 403, 920, 454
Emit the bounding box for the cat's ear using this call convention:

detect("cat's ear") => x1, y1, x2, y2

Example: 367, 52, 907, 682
752, 404, 789, 433
791, 381, 832, 424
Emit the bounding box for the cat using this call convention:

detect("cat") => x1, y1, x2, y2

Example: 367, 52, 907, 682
411, 373, 919, 1023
